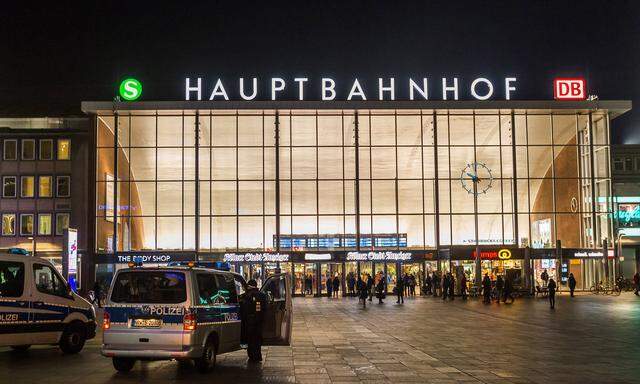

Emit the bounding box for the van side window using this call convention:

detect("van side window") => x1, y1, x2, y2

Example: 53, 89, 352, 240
0, 261, 25, 297
196, 273, 221, 305
215, 273, 238, 304
263, 275, 286, 302
33, 263, 68, 297
233, 275, 246, 297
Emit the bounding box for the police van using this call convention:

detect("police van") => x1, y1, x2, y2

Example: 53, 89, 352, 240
0, 248, 96, 353
102, 262, 291, 373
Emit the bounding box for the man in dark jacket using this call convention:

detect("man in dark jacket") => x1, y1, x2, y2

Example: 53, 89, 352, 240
495, 275, 504, 303
447, 272, 455, 300
240, 279, 267, 362
482, 274, 492, 304
357, 276, 368, 308
396, 275, 405, 304
568, 273, 577, 297
332, 275, 340, 298
503, 276, 514, 303
366, 274, 374, 301
547, 278, 557, 309
442, 273, 449, 300
460, 273, 467, 300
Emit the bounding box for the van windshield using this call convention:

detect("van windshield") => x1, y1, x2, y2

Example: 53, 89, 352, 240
110, 271, 187, 304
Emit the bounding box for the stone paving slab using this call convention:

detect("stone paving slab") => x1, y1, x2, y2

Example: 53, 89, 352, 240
1, 293, 639, 383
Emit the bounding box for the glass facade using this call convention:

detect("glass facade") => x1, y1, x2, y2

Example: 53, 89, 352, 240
95, 108, 613, 255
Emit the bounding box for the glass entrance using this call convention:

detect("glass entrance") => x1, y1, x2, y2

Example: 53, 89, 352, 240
401, 262, 421, 295
320, 263, 343, 297
360, 261, 373, 280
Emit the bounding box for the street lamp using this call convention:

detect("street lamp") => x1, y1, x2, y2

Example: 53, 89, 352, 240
28, 236, 36, 257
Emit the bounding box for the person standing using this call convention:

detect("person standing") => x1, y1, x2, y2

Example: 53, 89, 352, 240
441, 273, 450, 301
503, 276, 514, 304
482, 273, 492, 304
425, 274, 432, 295
633, 272, 639, 296
376, 278, 386, 304
240, 279, 267, 362
357, 276, 368, 308
541, 269, 549, 287
447, 272, 455, 300
92, 280, 102, 308
366, 274, 374, 302
326, 274, 333, 298
460, 273, 467, 300
495, 275, 504, 303
332, 275, 340, 298
568, 273, 577, 297
347, 273, 356, 297
395, 275, 405, 304
547, 277, 557, 309
409, 274, 417, 297
432, 272, 440, 297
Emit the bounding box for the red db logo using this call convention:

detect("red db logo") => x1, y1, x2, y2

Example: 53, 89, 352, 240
554, 78, 586, 100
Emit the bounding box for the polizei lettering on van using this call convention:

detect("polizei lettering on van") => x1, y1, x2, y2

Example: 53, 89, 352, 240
145, 306, 186, 316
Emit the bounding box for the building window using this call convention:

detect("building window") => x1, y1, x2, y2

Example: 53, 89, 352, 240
38, 214, 52, 235
635, 157, 640, 172
55, 213, 70, 236
57, 139, 71, 160
2, 176, 17, 198
38, 176, 53, 198
56, 176, 70, 197
39, 139, 54, 160
625, 157, 633, 171
21, 139, 36, 160
3, 140, 17, 160
2, 214, 16, 236
20, 214, 34, 236
20, 176, 35, 198
613, 157, 624, 172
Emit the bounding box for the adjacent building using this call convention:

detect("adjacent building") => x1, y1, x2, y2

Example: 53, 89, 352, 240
0, 117, 90, 285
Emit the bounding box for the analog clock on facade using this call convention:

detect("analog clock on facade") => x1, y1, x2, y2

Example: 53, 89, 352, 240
460, 162, 493, 195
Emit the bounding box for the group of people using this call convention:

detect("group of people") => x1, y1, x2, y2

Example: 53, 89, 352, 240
324, 274, 341, 297
481, 273, 516, 304
422, 271, 467, 300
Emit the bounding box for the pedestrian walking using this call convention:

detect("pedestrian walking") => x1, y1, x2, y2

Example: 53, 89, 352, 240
547, 278, 557, 309
425, 274, 432, 295
568, 273, 577, 297
503, 276, 514, 304
482, 273, 492, 304
495, 275, 504, 303
376, 278, 386, 304
409, 274, 417, 297
633, 272, 639, 296
366, 274, 374, 302
240, 279, 267, 362
447, 272, 455, 300
395, 276, 405, 304
92, 280, 102, 308
432, 272, 440, 297
332, 275, 340, 298
357, 277, 368, 308
326, 274, 333, 298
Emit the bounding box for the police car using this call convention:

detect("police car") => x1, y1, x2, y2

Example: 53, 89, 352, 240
102, 262, 291, 373
0, 248, 96, 353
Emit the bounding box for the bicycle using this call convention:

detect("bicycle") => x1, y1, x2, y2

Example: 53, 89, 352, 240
589, 281, 605, 294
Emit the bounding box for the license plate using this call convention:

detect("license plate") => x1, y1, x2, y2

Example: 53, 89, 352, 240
132, 318, 162, 328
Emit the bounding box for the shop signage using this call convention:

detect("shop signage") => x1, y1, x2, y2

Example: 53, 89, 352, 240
118, 254, 174, 263
304, 253, 332, 261
472, 249, 516, 260
613, 204, 640, 225
94, 252, 196, 264
185, 76, 518, 101
223, 253, 289, 262
563, 248, 614, 258
346, 251, 412, 261
553, 78, 586, 100
497, 249, 512, 260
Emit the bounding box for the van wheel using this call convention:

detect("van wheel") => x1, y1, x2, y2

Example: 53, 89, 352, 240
194, 339, 217, 373
10, 345, 30, 352
59, 323, 86, 354
113, 357, 136, 372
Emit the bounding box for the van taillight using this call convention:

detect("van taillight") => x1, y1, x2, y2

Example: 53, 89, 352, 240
183, 313, 197, 331
103, 312, 111, 330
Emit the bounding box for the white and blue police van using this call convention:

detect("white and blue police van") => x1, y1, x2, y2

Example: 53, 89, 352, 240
0, 248, 96, 353
102, 261, 291, 373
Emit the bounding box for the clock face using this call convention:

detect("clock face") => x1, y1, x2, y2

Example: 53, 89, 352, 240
460, 162, 493, 195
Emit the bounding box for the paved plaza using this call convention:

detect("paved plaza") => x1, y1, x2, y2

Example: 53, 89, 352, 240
1, 293, 639, 384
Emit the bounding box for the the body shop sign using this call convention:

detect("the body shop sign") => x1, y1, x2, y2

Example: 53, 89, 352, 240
346, 251, 412, 261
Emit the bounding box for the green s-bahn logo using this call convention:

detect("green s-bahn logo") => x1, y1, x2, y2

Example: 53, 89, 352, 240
119, 78, 142, 101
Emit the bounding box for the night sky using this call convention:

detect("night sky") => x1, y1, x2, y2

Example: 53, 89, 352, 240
2, 1, 638, 143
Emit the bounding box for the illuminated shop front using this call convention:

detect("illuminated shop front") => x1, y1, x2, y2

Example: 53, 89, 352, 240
84, 99, 629, 291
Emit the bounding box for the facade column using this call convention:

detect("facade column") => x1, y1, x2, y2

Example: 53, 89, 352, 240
603, 238, 609, 281
194, 111, 200, 261
354, 111, 361, 252
556, 239, 562, 291
274, 111, 281, 252
524, 246, 531, 292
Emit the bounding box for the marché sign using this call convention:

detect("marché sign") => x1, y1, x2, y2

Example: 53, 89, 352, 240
184, 76, 518, 101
